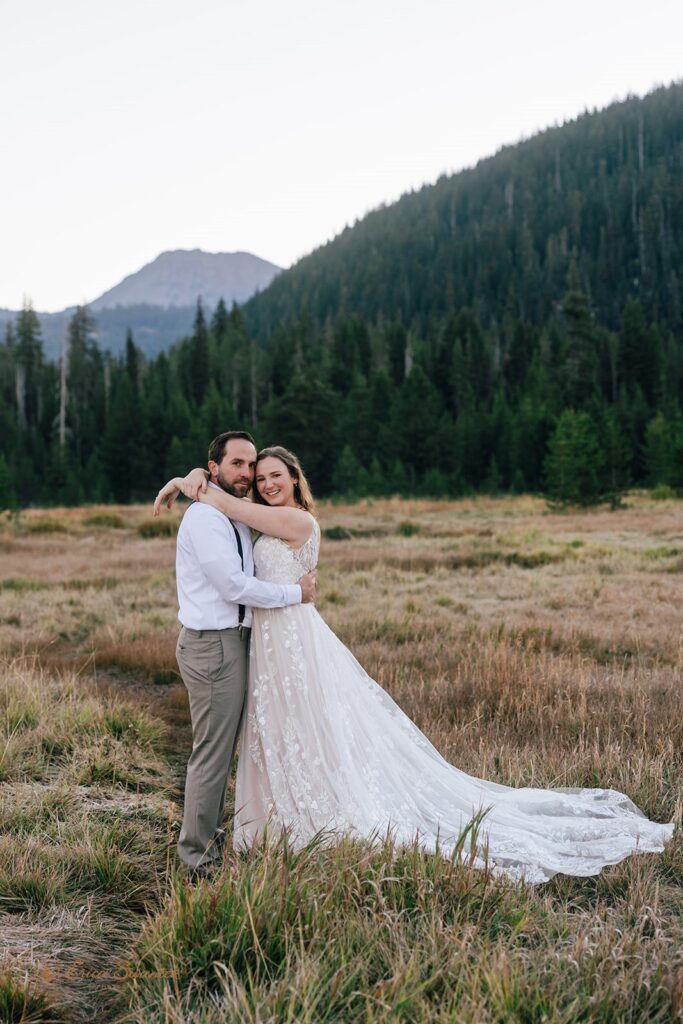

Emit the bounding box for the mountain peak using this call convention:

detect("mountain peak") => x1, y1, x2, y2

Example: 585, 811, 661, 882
90, 248, 281, 312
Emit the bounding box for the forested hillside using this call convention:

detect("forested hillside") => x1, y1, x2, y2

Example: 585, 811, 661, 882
1, 84, 682, 507
245, 84, 683, 338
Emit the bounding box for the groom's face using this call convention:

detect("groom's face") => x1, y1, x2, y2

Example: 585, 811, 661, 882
209, 438, 257, 498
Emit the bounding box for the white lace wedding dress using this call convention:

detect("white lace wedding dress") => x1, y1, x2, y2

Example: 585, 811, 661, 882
233, 520, 675, 883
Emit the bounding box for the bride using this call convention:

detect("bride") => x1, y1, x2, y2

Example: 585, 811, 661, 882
156, 446, 674, 885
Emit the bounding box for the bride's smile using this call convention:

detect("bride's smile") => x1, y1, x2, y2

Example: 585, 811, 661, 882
255, 456, 300, 508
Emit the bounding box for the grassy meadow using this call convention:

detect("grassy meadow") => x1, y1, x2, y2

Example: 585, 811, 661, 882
0, 494, 681, 1022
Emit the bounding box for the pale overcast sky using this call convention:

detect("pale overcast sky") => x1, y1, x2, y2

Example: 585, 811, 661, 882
1, 0, 681, 312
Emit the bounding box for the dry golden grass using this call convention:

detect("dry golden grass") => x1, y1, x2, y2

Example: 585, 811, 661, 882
0, 656, 175, 1023
0, 494, 682, 1021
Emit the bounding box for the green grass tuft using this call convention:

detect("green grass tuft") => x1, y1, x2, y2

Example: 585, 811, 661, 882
397, 521, 421, 537
137, 518, 179, 538
0, 970, 59, 1024
83, 512, 127, 529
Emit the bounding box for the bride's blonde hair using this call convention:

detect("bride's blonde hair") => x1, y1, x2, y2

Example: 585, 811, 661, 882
254, 446, 317, 515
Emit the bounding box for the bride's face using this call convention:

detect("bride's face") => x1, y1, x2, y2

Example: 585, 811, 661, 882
255, 456, 297, 507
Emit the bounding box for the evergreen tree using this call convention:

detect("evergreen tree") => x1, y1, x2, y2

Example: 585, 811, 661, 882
560, 291, 599, 408
64, 306, 103, 467
421, 467, 449, 497
46, 444, 84, 505
189, 300, 210, 406
333, 445, 363, 497
387, 459, 410, 494
643, 412, 671, 485
125, 329, 140, 391
618, 297, 659, 402
101, 370, 137, 502
211, 298, 229, 341
599, 406, 629, 507
643, 411, 683, 489
0, 453, 17, 510
15, 302, 43, 429
543, 409, 606, 506
259, 376, 339, 494
368, 455, 388, 496
368, 371, 395, 466
329, 319, 353, 395
393, 366, 442, 478
386, 322, 407, 387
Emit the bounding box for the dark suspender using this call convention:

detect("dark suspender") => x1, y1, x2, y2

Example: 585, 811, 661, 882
229, 520, 246, 627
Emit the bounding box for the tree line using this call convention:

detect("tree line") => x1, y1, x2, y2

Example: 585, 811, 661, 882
0, 288, 681, 509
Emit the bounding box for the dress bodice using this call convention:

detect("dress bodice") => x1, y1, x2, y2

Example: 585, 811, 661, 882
253, 518, 320, 584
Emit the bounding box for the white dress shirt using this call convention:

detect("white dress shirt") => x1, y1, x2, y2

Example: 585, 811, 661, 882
175, 485, 302, 629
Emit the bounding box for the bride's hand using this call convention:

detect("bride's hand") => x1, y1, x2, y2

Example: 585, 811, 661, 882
182, 467, 210, 501
153, 477, 184, 516
152, 469, 209, 517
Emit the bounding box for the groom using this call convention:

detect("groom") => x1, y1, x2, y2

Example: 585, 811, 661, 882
173, 430, 316, 875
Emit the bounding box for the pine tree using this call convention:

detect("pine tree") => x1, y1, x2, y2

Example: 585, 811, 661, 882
65, 306, 103, 466
599, 406, 629, 507
125, 329, 140, 391
388, 459, 410, 495
386, 322, 407, 386
560, 292, 599, 408
0, 453, 17, 510
329, 319, 351, 395
101, 370, 136, 502
543, 409, 606, 506
334, 445, 363, 497
618, 297, 659, 402
259, 376, 339, 494
368, 456, 387, 496
15, 302, 43, 429
393, 366, 442, 477
421, 467, 449, 497
643, 412, 670, 485
642, 411, 683, 489
189, 300, 210, 407
211, 298, 229, 341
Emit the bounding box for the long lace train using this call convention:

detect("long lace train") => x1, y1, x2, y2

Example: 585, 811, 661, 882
233, 522, 675, 884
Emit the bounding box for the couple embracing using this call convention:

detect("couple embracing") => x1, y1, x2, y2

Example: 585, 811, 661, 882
154, 431, 317, 876
155, 431, 674, 885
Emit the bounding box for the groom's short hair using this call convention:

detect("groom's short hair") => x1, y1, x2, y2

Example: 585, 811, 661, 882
208, 431, 256, 464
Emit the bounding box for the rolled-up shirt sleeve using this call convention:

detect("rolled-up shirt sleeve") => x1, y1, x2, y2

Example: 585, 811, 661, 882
193, 512, 301, 608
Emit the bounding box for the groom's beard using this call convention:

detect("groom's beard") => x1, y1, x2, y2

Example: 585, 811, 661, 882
215, 469, 250, 498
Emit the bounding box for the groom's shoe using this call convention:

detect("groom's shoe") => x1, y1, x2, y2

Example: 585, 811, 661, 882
212, 827, 228, 855
185, 859, 221, 883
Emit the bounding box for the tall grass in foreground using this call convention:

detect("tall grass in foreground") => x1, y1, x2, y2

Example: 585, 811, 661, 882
124, 828, 683, 1023
0, 657, 175, 1023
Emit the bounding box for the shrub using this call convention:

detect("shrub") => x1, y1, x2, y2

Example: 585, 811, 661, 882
651, 483, 675, 501
397, 521, 421, 537
138, 518, 179, 538
323, 525, 353, 541
84, 512, 127, 529
22, 518, 69, 534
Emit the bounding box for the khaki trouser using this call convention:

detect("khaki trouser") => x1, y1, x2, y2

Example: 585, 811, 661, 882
176, 625, 250, 868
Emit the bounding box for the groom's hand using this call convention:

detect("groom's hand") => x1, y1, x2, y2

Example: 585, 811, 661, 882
299, 570, 317, 604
